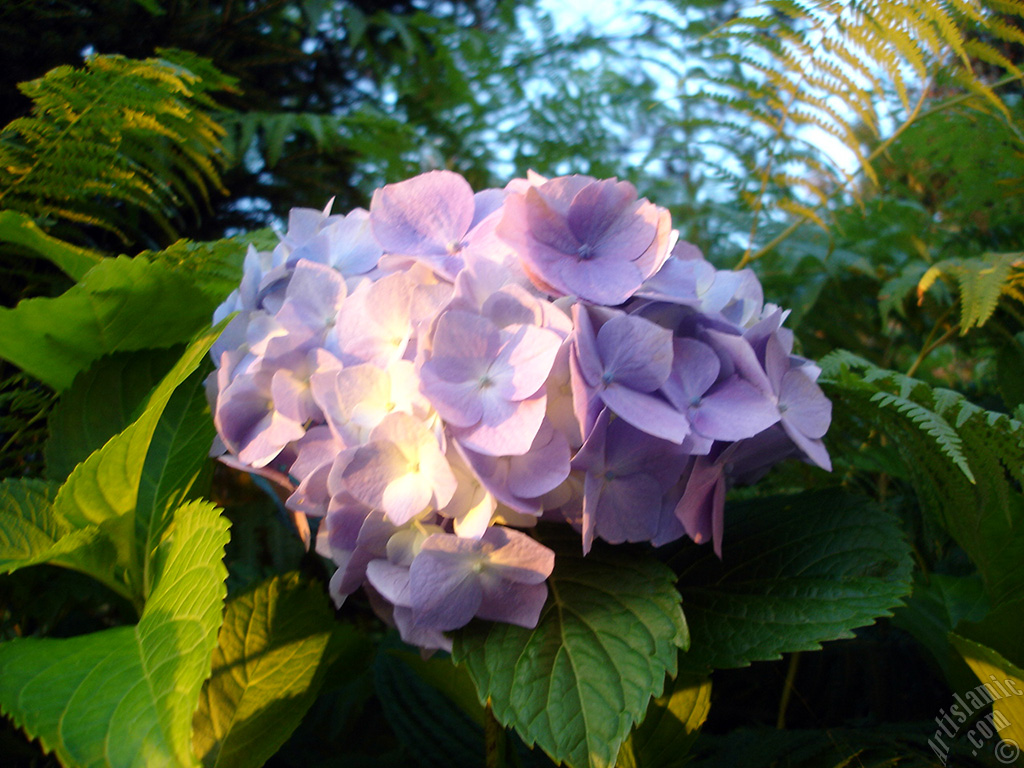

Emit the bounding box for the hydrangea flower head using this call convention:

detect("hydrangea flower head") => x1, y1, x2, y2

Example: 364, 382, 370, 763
207, 168, 835, 651
497, 175, 674, 305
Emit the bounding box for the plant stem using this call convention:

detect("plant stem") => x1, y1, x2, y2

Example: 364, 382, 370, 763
776, 651, 801, 729
906, 305, 958, 378
485, 702, 507, 768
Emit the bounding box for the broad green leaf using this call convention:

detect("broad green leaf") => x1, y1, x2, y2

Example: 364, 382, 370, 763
53, 324, 221, 530
135, 365, 217, 593
0, 255, 214, 390
44, 348, 180, 481
891, 573, 989, 695
385, 648, 486, 728
192, 573, 342, 768
0, 500, 229, 768
950, 634, 1024, 760
616, 673, 711, 768
0, 209, 102, 281
0, 478, 133, 603
672, 489, 913, 672
0, 477, 104, 571
0, 479, 66, 571
139, 232, 275, 306
375, 641, 486, 768
453, 529, 688, 768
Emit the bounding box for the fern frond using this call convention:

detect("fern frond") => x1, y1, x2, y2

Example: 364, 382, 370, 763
0, 50, 235, 244
670, 0, 1024, 259
916, 253, 1024, 333
821, 353, 1024, 604
870, 390, 975, 481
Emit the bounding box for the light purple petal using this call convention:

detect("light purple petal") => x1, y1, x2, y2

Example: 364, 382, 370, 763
409, 537, 483, 630
492, 323, 562, 400
600, 384, 690, 444
594, 472, 663, 545
780, 369, 832, 439
365, 559, 413, 608
477, 526, 555, 584
688, 376, 780, 442
596, 314, 674, 392
566, 178, 636, 244
505, 420, 571, 499
476, 580, 548, 628
664, 338, 721, 405
452, 390, 547, 456
525, 186, 579, 253
370, 170, 475, 255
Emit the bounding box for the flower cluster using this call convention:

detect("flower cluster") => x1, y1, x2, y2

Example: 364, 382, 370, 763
208, 170, 832, 651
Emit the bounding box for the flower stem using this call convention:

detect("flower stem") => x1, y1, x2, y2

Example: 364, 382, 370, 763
485, 702, 508, 768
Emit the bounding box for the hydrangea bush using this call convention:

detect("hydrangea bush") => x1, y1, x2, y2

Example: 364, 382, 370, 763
207, 169, 833, 652
0, 167, 926, 768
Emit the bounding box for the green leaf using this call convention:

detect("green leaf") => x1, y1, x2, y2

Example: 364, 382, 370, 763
53, 324, 221, 531
0, 479, 65, 571
453, 529, 688, 768
0, 499, 230, 768
0, 478, 104, 572
891, 573, 989, 695
0, 479, 131, 604
822, 354, 1024, 666
192, 573, 341, 768
672, 489, 913, 672
374, 642, 485, 768
0, 210, 102, 281
135, 365, 217, 594
0, 256, 215, 391
384, 648, 486, 728
140, 233, 272, 306
44, 348, 180, 481
616, 673, 711, 768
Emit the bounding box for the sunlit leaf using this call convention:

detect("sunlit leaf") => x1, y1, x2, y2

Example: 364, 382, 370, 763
454, 528, 688, 768
0, 500, 229, 768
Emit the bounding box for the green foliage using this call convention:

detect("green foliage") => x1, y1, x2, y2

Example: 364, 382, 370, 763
0, 478, 115, 580
616, 673, 712, 768
44, 348, 181, 481
454, 528, 688, 768
0, 499, 229, 768
822, 352, 1024, 664
892, 573, 990, 694
52, 327, 218, 531
192, 573, 343, 768
0, 256, 219, 391
653, 0, 1024, 260
0, 50, 233, 244
918, 252, 1024, 333
0, 210, 102, 280
671, 488, 913, 673
137, 230, 272, 306
373, 643, 487, 768
0, 369, 54, 478
5, 2, 1024, 766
